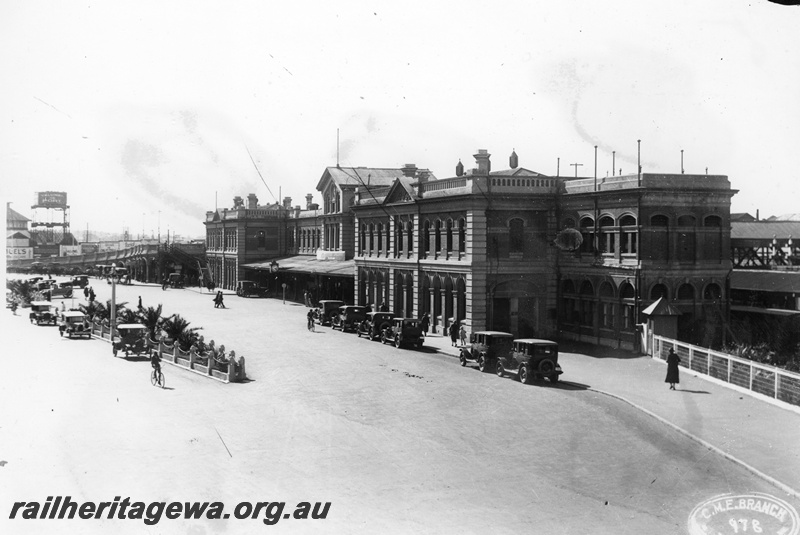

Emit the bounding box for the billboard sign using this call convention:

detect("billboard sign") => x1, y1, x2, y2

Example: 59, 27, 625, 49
6, 247, 34, 260
60, 245, 82, 257
35, 191, 68, 208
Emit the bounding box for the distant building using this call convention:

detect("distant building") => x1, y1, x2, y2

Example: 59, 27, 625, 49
6, 203, 33, 261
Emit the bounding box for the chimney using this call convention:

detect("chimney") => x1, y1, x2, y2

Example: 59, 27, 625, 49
402, 163, 418, 178
294, 205, 301, 218
474, 149, 491, 175
417, 170, 430, 183
509, 149, 518, 169
456, 159, 464, 177
247, 193, 258, 209
305, 193, 314, 210
282, 196, 292, 210
232, 196, 244, 209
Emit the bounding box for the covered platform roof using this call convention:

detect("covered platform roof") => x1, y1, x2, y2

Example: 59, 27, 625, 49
243, 255, 355, 276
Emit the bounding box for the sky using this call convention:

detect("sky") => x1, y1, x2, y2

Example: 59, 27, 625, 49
1, 0, 799, 240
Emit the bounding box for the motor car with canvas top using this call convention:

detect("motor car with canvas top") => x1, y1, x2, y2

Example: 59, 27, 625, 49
381, 317, 424, 349
29, 301, 57, 326
314, 300, 345, 326
356, 311, 395, 340
112, 324, 149, 357
460, 331, 514, 372
236, 280, 268, 298
59, 310, 91, 339
496, 338, 562, 384
332, 305, 368, 332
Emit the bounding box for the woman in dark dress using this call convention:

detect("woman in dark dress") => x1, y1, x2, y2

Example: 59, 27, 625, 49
665, 348, 681, 390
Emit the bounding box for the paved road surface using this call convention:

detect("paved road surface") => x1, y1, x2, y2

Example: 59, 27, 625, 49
2, 279, 798, 534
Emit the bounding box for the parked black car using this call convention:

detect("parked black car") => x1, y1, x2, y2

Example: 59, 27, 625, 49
356, 312, 395, 340
496, 339, 562, 384
314, 300, 345, 326
236, 280, 268, 298
459, 331, 514, 372
381, 318, 424, 349
332, 305, 368, 332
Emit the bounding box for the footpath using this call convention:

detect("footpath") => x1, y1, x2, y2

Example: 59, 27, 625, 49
422, 331, 800, 499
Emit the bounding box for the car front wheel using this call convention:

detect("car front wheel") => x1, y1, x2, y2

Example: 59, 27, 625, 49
478, 355, 488, 373
459, 351, 467, 367
394, 336, 402, 348
495, 360, 504, 377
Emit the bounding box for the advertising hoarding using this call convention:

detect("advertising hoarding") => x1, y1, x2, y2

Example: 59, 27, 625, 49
6, 247, 34, 260
34, 191, 68, 208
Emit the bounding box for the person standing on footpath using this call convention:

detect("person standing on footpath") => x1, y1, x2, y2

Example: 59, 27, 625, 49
459, 322, 467, 347
448, 320, 459, 347
420, 313, 430, 338
665, 348, 681, 390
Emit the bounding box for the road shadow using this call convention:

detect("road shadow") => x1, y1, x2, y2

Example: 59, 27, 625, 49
678, 389, 711, 394
559, 340, 645, 360
122, 356, 150, 362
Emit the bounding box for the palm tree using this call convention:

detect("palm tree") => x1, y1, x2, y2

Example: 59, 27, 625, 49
117, 308, 140, 325
161, 314, 200, 351
139, 304, 165, 341
6, 280, 34, 306
79, 300, 106, 321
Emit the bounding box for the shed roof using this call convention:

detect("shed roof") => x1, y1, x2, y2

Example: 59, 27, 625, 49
731, 270, 800, 293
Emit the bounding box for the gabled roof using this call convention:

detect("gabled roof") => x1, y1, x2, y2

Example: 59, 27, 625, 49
382, 177, 418, 205
6, 204, 29, 223
642, 297, 682, 316
731, 221, 800, 240
767, 213, 800, 222
731, 270, 800, 293
7, 231, 29, 240
316, 166, 436, 190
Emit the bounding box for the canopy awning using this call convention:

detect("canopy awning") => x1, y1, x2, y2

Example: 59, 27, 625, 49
243, 255, 355, 277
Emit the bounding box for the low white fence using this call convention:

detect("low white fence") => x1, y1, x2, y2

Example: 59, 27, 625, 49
652, 335, 800, 408
89, 321, 246, 383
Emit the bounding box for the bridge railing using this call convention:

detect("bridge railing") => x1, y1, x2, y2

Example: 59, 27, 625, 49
652, 335, 800, 408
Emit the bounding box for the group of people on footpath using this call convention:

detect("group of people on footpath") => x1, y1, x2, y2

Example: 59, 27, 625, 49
82, 285, 96, 302
213, 291, 225, 309
418, 313, 468, 347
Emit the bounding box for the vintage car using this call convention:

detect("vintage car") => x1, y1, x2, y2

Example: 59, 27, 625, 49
167, 272, 185, 288
356, 311, 396, 341
496, 339, 562, 384
331, 305, 368, 332
70, 275, 90, 289
314, 300, 345, 326
58, 311, 92, 339
29, 301, 57, 326
380, 318, 424, 349
48, 282, 74, 299
108, 268, 132, 285
236, 280, 268, 298
27, 276, 44, 285
459, 331, 514, 372
112, 324, 149, 357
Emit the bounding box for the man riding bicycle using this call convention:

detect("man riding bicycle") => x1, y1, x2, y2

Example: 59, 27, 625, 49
150, 350, 162, 377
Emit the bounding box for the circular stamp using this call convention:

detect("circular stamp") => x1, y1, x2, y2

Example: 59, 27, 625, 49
688, 493, 799, 535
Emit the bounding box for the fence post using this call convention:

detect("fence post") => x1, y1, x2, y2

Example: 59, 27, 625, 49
688, 345, 693, 370
749, 364, 754, 391
775, 371, 780, 400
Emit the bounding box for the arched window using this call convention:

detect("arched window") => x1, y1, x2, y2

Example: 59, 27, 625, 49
677, 284, 695, 300
598, 281, 615, 329
407, 221, 414, 254
434, 220, 442, 254
704, 283, 722, 300
599, 216, 615, 254
257, 230, 265, 248
509, 218, 524, 253
446, 219, 454, 253
368, 223, 375, 255
619, 282, 636, 330
360, 224, 366, 254
376, 223, 383, 254
579, 280, 595, 327
651, 214, 669, 226
580, 217, 595, 253
422, 220, 431, 258
396, 221, 404, 255
458, 218, 466, 254
619, 215, 637, 254
677, 215, 697, 263
650, 284, 669, 300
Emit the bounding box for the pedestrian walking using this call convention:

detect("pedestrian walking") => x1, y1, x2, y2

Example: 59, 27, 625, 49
307, 309, 315, 331
88, 287, 95, 302
459, 323, 467, 347
449, 320, 458, 347
162, 277, 168, 291
665, 348, 681, 390
138, 296, 142, 309
83, 286, 89, 300
420, 313, 430, 338
214, 291, 225, 309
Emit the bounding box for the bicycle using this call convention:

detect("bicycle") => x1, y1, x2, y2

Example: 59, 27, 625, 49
151, 368, 165, 388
